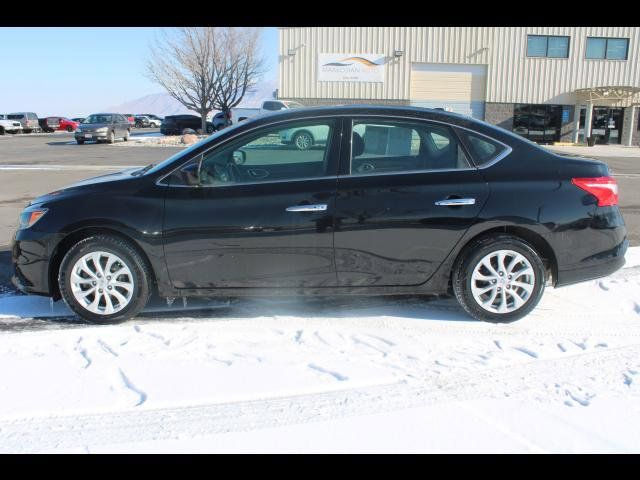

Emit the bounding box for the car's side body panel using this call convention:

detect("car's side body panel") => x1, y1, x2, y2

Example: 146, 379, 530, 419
11, 106, 628, 306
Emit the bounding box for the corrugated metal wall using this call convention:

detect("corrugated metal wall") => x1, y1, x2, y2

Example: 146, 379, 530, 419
279, 27, 640, 105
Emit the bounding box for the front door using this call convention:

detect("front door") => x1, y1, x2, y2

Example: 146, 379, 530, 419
162, 118, 341, 289
334, 118, 490, 286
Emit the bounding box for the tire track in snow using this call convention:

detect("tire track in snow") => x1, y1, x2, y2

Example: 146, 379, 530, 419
2, 342, 639, 453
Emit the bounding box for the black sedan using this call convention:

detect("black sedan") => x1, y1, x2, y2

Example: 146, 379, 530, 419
12, 106, 627, 323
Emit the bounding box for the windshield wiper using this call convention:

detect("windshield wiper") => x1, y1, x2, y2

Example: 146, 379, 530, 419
132, 163, 155, 176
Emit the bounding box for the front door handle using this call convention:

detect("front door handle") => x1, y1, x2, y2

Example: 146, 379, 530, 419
434, 198, 476, 206
286, 204, 328, 212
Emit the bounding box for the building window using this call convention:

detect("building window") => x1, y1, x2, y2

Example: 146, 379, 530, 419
586, 37, 629, 60
527, 35, 570, 58
513, 104, 563, 144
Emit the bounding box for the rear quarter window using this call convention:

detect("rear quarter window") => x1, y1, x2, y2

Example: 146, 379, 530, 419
457, 130, 508, 167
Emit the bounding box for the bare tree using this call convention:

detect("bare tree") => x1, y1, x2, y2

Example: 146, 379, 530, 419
146, 27, 265, 134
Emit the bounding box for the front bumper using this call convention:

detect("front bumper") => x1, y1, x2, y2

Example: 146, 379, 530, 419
75, 131, 108, 140
11, 228, 61, 298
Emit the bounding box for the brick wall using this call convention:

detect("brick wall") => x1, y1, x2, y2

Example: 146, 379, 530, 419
484, 103, 514, 130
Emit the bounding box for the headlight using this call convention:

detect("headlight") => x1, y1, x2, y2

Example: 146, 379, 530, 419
95, 127, 108, 133
19, 207, 48, 229
76, 127, 82, 133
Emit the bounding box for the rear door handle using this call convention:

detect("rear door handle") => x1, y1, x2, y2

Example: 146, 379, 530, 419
286, 204, 328, 212
434, 198, 476, 206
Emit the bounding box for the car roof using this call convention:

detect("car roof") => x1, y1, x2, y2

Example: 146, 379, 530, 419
237, 104, 512, 140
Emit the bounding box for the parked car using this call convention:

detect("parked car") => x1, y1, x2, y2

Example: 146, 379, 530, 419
136, 114, 163, 123
39, 117, 61, 133
123, 114, 135, 127
58, 118, 80, 132
11, 105, 627, 324
230, 99, 304, 124
160, 114, 215, 135
135, 115, 161, 128
212, 111, 231, 131
74, 113, 131, 144
71, 117, 85, 124
7, 112, 41, 133
280, 124, 330, 150
0, 114, 23, 135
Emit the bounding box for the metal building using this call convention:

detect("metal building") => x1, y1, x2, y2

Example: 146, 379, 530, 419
278, 27, 640, 146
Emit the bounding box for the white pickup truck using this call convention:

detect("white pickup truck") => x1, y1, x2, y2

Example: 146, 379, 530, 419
0, 114, 23, 135
230, 99, 304, 124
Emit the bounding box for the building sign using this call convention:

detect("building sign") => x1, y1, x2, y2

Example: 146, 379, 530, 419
318, 53, 385, 82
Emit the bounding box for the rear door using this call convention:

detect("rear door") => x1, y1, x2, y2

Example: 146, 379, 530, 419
334, 117, 490, 286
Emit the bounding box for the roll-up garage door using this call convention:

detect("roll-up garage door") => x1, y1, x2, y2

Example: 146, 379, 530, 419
409, 63, 487, 119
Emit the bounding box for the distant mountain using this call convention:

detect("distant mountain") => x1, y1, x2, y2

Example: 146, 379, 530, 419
104, 79, 278, 118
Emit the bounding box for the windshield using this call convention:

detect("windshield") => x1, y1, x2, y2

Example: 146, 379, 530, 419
7, 114, 24, 120
84, 114, 113, 124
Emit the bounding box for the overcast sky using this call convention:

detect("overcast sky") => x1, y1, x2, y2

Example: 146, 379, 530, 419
0, 27, 279, 117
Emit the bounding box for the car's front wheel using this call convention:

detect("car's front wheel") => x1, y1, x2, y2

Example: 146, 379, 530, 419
76, 138, 85, 145
58, 235, 152, 323
452, 234, 546, 323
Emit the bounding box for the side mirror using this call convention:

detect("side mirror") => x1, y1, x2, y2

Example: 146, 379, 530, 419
232, 150, 246, 165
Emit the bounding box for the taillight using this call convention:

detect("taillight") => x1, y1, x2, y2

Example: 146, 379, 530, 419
571, 176, 619, 207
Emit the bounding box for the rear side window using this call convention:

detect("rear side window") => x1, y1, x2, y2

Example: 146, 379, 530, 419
349, 119, 471, 175
8, 114, 24, 120
457, 130, 508, 166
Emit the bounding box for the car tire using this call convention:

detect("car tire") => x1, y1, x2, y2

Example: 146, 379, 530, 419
124, 129, 130, 141
293, 131, 314, 150
107, 130, 115, 144
206, 125, 214, 134
58, 234, 152, 324
0, 127, 4, 135
452, 234, 546, 323
76, 138, 85, 145
66, 126, 74, 132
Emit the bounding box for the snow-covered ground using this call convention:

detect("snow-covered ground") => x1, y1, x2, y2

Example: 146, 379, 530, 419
1, 248, 639, 453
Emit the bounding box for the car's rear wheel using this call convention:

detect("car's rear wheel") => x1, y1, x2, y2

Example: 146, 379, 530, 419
58, 235, 151, 324
452, 234, 546, 323
107, 130, 115, 144
66, 125, 73, 132
0, 127, 4, 135
124, 129, 130, 141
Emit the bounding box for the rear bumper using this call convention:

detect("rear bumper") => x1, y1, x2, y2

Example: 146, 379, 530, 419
556, 237, 628, 287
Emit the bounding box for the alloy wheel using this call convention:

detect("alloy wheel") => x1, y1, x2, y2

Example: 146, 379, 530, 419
70, 251, 134, 315
470, 249, 535, 313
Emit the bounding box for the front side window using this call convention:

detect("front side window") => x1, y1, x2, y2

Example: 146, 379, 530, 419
349, 120, 471, 175
586, 37, 629, 60
169, 119, 337, 186
527, 35, 570, 58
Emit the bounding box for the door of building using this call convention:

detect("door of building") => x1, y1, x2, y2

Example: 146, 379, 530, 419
580, 107, 624, 144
